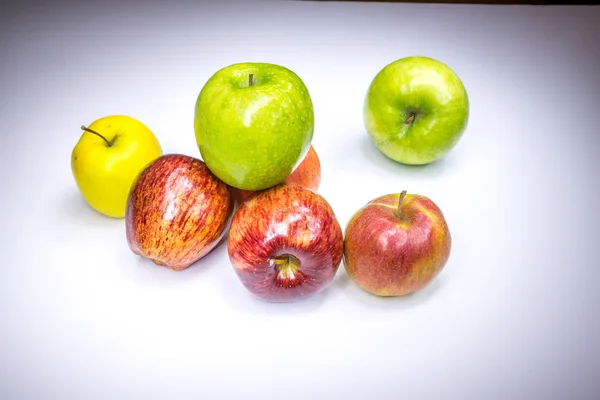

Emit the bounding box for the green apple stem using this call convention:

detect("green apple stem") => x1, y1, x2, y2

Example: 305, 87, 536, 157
404, 113, 415, 125
81, 125, 113, 147
249, 73, 254, 87
397, 190, 407, 219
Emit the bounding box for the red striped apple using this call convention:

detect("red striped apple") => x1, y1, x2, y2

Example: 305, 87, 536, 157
343, 190, 451, 296
231, 145, 321, 204
227, 183, 343, 302
126, 154, 234, 271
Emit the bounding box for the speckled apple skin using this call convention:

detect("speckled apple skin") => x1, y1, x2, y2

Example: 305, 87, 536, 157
364, 56, 469, 165
126, 154, 234, 271
194, 62, 314, 191
343, 193, 451, 296
232, 145, 321, 204
227, 183, 343, 302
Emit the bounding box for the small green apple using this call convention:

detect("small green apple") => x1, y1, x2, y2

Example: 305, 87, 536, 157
194, 62, 314, 191
364, 56, 469, 165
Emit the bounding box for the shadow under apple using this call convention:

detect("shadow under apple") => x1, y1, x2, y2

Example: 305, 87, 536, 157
357, 134, 457, 179
129, 234, 230, 286
60, 187, 124, 229
344, 272, 444, 311
219, 265, 335, 316
332, 268, 354, 290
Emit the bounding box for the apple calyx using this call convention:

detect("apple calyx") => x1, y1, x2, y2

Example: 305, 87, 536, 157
404, 113, 416, 125
249, 73, 254, 87
397, 190, 407, 219
81, 125, 114, 147
271, 254, 303, 286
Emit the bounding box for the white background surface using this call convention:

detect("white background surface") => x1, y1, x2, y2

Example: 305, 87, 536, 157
2, 0, 600, 398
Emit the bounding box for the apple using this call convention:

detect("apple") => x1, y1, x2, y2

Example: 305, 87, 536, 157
194, 62, 314, 191
227, 183, 344, 302
71, 115, 163, 218
343, 190, 451, 296
126, 154, 234, 271
231, 145, 321, 204
364, 56, 469, 165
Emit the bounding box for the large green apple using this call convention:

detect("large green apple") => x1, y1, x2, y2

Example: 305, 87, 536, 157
194, 62, 314, 191
364, 56, 469, 165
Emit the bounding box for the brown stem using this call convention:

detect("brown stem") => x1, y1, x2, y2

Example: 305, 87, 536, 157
249, 73, 254, 87
81, 125, 112, 147
404, 113, 415, 125
397, 190, 407, 219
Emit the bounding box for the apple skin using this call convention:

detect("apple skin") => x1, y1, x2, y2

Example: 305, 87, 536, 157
364, 56, 469, 165
126, 154, 234, 271
227, 183, 344, 302
343, 191, 451, 296
194, 62, 314, 191
71, 115, 163, 218
231, 145, 321, 204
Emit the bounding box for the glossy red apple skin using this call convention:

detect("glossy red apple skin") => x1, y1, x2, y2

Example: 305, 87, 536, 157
343, 192, 451, 296
126, 153, 234, 271
227, 183, 344, 302
231, 145, 321, 204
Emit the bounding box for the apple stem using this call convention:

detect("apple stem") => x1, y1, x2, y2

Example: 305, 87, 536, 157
271, 254, 300, 280
404, 113, 415, 125
81, 125, 113, 147
397, 190, 407, 219
249, 73, 254, 87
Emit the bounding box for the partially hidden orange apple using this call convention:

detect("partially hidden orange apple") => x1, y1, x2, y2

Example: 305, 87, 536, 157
231, 145, 321, 204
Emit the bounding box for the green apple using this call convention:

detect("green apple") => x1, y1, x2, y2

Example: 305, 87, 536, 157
194, 62, 314, 191
364, 56, 469, 165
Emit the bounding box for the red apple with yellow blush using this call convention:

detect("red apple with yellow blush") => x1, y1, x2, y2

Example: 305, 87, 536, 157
231, 145, 321, 204
343, 190, 451, 296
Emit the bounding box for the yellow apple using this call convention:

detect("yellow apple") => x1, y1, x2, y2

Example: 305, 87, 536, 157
71, 115, 163, 218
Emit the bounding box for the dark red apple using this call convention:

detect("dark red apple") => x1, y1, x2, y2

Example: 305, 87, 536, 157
343, 190, 451, 296
126, 153, 234, 271
231, 145, 321, 204
227, 183, 343, 302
